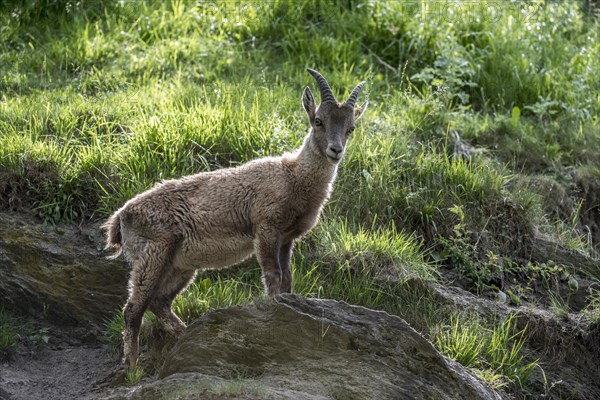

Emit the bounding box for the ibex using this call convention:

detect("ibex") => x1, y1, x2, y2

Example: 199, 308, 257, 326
102, 69, 368, 365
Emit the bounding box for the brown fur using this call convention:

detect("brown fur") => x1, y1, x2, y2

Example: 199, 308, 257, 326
102, 69, 368, 365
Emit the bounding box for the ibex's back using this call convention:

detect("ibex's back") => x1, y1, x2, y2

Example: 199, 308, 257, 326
102, 69, 368, 366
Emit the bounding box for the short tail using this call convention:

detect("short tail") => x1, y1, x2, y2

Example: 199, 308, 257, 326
101, 212, 123, 259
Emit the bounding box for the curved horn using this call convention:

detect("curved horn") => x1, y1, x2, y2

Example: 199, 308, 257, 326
307, 68, 336, 103
344, 81, 366, 108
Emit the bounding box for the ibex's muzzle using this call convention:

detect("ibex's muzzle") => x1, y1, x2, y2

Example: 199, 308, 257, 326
326, 143, 343, 161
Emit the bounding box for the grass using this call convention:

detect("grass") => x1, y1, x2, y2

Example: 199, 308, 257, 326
436, 314, 538, 389
435, 316, 484, 368
588, 289, 600, 324
2, 1, 600, 397
548, 290, 571, 319
125, 362, 144, 386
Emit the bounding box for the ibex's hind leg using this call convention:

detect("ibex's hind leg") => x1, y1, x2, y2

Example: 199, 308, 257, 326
123, 299, 146, 367
122, 241, 173, 366
149, 269, 197, 336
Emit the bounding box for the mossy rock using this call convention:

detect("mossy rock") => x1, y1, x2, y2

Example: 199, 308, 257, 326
0, 212, 128, 330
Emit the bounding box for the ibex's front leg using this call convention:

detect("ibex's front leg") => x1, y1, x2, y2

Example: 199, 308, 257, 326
279, 241, 295, 293
255, 226, 282, 296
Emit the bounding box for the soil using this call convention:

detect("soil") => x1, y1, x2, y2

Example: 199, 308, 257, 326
0, 337, 117, 400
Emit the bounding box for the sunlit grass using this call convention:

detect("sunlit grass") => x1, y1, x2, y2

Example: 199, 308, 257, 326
436, 314, 538, 389
435, 317, 484, 368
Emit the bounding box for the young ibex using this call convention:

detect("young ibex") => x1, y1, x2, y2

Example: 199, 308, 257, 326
102, 69, 368, 365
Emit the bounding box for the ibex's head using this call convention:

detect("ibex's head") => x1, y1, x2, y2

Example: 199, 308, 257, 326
303, 68, 368, 164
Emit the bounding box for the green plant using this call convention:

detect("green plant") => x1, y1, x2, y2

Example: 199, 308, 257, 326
435, 313, 537, 389
586, 289, 600, 323
548, 291, 570, 319
0, 307, 54, 358
28, 327, 50, 345
173, 275, 257, 323
125, 362, 144, 385
435, 317, 484, 368
506, 290, 521, 307
104, 310, 125, 348
485, 315, 538, 388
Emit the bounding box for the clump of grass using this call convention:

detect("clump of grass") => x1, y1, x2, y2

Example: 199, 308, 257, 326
104, 310, 125, 348
125, 362, 144, 386
548, 291, 571, 319
585, 289, 600, 324
292, 219, 436, 310
435, 317, 484, 368
173, 274, 259, 324
486, 315, 537, 388
436, 314, 538, 389
304, 219, 434, 280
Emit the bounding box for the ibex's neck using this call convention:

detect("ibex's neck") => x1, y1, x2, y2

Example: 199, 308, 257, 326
287, 132, 338, 194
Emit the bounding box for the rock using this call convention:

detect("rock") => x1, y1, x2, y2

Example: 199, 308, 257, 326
107, 295, 503, 400
0, 212, 128, 330
100, 372, 330, 400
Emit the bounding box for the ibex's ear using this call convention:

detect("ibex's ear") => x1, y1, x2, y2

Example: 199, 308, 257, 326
302, 86, 316, 120
354, 100, 368, 122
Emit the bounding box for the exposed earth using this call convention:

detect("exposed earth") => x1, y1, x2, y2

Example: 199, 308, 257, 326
0, 340, 115, 400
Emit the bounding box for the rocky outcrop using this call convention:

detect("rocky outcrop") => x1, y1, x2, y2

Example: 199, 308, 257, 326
0, 212, 128, 330
104, 295, 504, 400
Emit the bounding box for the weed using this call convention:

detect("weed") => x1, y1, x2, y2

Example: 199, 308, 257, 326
125, 362, 144, 386
485, 315, 538, 388
435, 313, 537, 389
28, 327, 50, 345
173, 275, 257, 323
548, 290, 571, 319
104, 310, 125, 348
586, 289, 600, 324
435, 317, 484, 368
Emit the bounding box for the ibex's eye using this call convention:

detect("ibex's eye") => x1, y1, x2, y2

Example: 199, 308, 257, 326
315, 118, 323, 127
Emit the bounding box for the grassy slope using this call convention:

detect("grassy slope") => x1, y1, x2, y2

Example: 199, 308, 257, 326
1, 0, 599, 394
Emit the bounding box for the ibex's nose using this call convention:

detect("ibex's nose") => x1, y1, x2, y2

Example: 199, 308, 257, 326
326, 144, 343, 161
